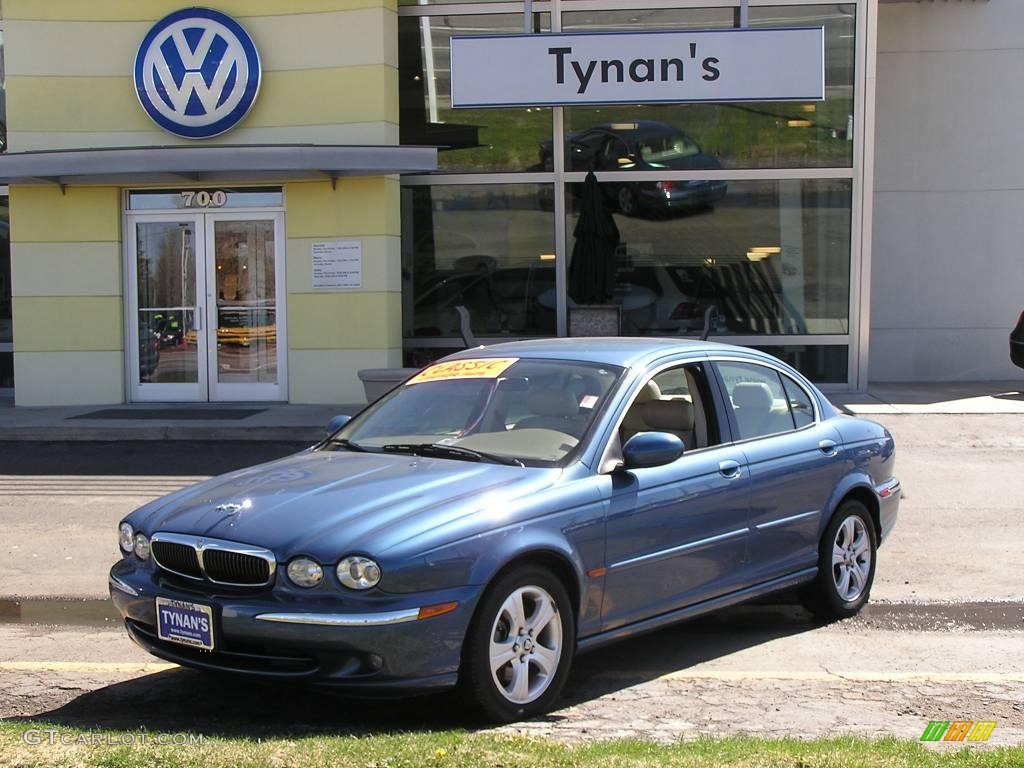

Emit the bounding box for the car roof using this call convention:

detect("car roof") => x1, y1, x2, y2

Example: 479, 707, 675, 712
443, 337, 760, 369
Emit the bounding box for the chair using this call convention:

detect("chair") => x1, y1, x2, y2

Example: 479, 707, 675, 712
454, 305, 478, 348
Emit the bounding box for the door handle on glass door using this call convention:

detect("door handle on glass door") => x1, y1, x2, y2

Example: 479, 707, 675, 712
195, 310, 202, 331
718, 460, 741, 478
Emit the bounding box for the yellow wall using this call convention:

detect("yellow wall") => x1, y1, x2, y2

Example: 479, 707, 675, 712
4, 1, 399, 151
10, 187, 125, 405
6, 1, 403, 405
284, 178, 402, 403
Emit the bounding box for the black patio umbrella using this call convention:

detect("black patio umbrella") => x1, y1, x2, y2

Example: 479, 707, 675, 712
568, 170, 620, 305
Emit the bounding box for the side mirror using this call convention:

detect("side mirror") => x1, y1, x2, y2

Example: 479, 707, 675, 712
326, 414, 351, 435
621, 432, 684, 469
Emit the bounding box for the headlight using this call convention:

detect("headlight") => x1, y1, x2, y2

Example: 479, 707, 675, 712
119, 522, 134, 552
336, 556, 381, 590
133, 533, 150, 560
286, 557, 324, 588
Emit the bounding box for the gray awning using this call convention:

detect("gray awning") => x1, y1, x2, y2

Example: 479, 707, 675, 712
0, 144, 437, 186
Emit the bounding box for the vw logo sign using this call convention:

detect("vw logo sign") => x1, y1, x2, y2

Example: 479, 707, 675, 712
134, 8, 261, 139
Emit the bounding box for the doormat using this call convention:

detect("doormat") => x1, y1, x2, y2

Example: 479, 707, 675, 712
69, 409, 265, 421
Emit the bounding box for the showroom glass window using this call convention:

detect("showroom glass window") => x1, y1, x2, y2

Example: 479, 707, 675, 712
398, 2, 861, 387
0, 15, 10, 390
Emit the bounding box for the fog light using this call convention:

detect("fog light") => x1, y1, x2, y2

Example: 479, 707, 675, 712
119, 522, 134, 553
133, 533, 150, 560
287, 557, 324, 588
336, 556, 381, 590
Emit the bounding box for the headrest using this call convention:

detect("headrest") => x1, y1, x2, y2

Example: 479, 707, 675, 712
528, 389, 579, 418
641, 399, 694, 432
635, 380, 662, 404
733, 382, 774, 410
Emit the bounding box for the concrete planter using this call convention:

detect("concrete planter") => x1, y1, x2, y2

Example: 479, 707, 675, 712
357, 368, 419, 402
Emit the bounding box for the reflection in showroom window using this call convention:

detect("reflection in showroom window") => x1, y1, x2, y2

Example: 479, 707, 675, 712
562, 4, 856, 169
398, 13, 551, 173
401, 184, 556, 363
565, 180, 851, 339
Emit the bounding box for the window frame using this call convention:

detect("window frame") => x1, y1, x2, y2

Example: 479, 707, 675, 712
709, 356, 822, 445
597, 356, 733, 473
397, 0, 874, 391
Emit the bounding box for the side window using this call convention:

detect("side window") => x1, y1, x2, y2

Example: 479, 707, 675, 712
715, 362, 795, 440
781, 374, 815, 428
619, 363, 721, 451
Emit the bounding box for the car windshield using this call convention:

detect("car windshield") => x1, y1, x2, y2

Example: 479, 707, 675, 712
324, 358, 624, 466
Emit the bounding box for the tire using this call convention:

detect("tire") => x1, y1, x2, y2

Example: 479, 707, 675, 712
616, 186, 637, 216
799, 500, 877, 621
459, 565, 575, 723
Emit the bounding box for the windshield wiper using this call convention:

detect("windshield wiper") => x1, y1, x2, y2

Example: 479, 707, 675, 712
325, 438, 370, 453
381, 443, 524, 467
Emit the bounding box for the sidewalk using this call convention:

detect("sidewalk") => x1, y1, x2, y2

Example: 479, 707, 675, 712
0, 397, 362, 441
833, 381, 1024, 415
0, 381, 1021, 441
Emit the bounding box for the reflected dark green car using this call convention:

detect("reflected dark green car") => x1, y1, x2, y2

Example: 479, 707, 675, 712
539, 121, 727, 216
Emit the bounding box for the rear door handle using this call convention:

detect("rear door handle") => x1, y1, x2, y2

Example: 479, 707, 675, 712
819, 439, 838, 456
718, 459, 742, 478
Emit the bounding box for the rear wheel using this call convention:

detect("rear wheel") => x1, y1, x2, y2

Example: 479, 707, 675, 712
460, 565, 574, 723
617, 186, 637, 216
800, 500, 877, 620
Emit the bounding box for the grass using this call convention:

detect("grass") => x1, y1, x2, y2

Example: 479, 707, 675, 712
1, 723, 1021, 768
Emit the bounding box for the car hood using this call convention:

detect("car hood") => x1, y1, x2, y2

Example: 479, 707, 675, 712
132, 448, 561, 560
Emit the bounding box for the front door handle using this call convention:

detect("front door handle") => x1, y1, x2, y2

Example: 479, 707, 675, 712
819, 439, 838, 456
718, 459, 742, 479
195, 308, 202, 331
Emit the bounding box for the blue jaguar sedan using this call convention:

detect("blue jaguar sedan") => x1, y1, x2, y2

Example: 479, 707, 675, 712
110, 339, 899, 722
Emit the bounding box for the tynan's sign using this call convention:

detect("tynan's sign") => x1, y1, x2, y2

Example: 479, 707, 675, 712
450, 28, 824, 108
134, 8, 262, 139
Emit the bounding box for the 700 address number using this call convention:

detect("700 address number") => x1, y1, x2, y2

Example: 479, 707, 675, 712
181, 190, 227, 208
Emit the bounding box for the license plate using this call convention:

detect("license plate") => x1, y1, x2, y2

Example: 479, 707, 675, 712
155, 597, 215, 650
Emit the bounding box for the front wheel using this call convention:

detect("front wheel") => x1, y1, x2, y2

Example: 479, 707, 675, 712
460, 566, 575, 723
799, 500, 877, 620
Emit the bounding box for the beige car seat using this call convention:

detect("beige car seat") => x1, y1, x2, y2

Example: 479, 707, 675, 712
620, 380, 662, 442
638, 399, 695, 451
732, 381, 776, 439
514, 389, 586, 437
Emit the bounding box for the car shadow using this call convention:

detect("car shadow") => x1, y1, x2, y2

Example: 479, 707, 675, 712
10, 602, 824, 737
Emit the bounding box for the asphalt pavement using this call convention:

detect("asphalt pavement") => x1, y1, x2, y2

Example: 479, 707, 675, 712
1, 410, 1023, 744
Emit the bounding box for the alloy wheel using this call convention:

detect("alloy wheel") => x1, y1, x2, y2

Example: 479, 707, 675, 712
832, 515, 871, 602
488, 585, 563, 705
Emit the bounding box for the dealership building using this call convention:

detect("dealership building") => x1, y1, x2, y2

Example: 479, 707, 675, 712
0, 0, 1018, 406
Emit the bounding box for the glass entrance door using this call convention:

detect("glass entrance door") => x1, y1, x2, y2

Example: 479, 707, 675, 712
130, 215, 207, 401
128, 211, 285, 402
204, 213, 284, 401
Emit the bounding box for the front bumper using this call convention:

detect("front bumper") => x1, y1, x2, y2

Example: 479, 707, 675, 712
109, 559, 479, 692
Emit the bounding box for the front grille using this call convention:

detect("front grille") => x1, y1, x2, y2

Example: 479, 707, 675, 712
152, 540, 202, 579
203, 548, 271, 586
150, 533, 276, 587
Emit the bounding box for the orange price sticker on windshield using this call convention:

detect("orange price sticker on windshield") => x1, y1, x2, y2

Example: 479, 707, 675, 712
406, 358, 519, 385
